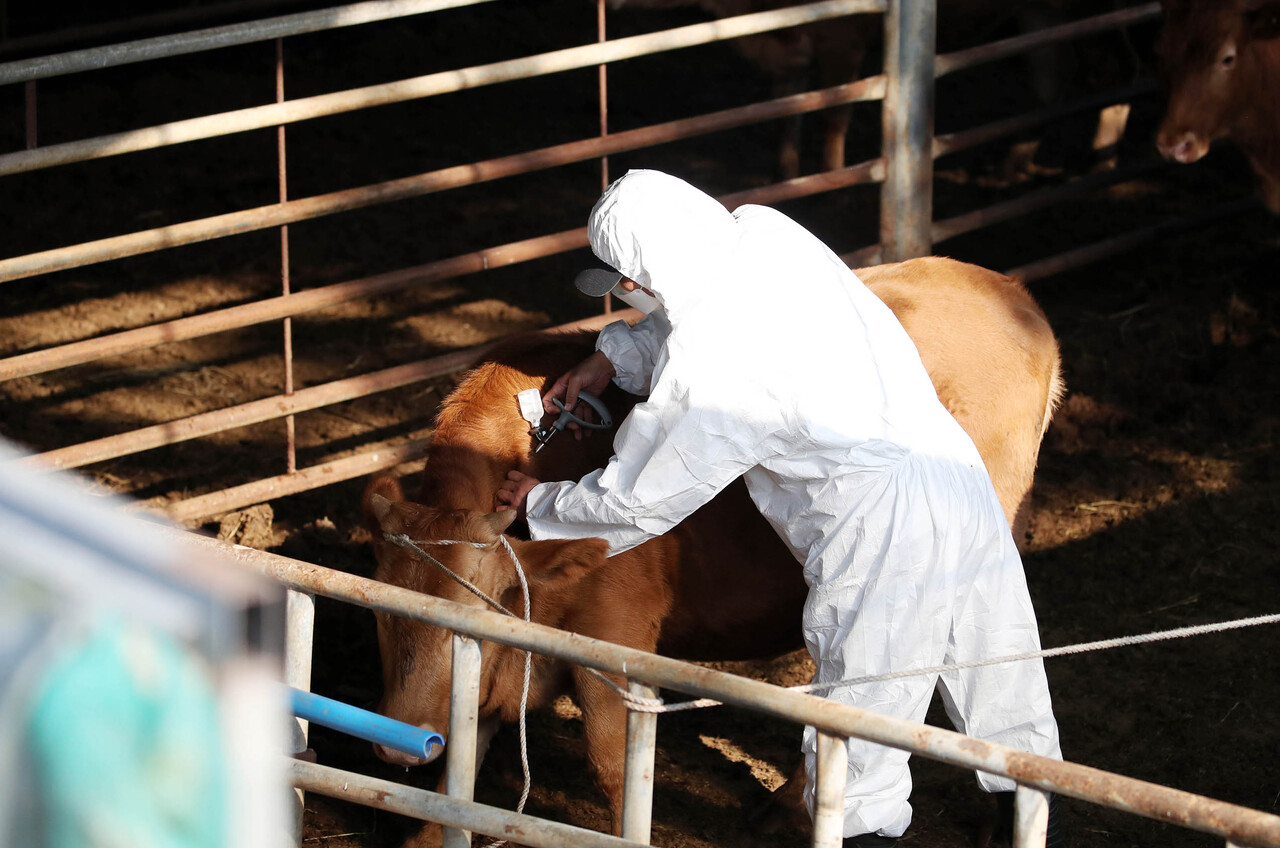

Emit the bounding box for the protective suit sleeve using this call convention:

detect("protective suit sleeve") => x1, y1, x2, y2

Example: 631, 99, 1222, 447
595, 312, 671, 396
525, 378, 765, 556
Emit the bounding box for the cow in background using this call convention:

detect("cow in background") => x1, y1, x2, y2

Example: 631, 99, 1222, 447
608, 0, 1139, 180
1155, 0, 1280, 211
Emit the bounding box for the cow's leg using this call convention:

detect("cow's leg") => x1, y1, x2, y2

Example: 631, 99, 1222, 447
1250, 156, 1280, 214
773, 76, 806, 181
574, 668, 631, 834
812, 20, 869, 175
819, 104, 853, 173
756, 760, 813, 835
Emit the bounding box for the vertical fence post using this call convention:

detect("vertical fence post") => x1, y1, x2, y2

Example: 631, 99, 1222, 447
621, 680, 658, 844
1013, 784, 1051, 848
283, 588, 315, 847
880, 0, 936, 261
596, 0, 614, 315
811, 732, 848, 848
275, 36, 297, 475
444, 633, 483, 848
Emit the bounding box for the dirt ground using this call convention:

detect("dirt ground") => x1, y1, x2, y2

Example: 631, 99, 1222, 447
1, 1, 1278, 846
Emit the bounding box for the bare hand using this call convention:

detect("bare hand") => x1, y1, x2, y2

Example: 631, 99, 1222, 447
496, 470, 541, 519
543, 351, 616, 437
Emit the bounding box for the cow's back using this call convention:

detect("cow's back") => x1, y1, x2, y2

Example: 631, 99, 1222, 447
859, 256, 1063, 542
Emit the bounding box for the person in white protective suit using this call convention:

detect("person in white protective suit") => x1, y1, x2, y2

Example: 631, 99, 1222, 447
496, 169, 1063, 847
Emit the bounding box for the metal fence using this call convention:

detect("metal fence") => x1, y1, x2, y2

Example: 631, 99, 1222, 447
1, 1, 1272, 846
175, 529, 1280, 848
3, 0, 1249, 520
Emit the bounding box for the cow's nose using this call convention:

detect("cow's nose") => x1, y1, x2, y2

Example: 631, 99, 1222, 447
1157, 132, 1208, 164
372, 741, 438, 767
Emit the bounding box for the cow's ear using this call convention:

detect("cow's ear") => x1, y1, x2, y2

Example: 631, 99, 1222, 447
1247, 2, 1280, 40
507, 537, 610, 588
364, 472, 405, 530
483, 509, 518, 538
368, 494, 394, 524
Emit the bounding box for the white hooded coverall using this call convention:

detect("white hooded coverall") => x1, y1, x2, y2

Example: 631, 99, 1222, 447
525, 170, 1062, 839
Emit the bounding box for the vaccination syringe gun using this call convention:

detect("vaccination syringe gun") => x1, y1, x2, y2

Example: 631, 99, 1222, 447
518, 388, 613, 453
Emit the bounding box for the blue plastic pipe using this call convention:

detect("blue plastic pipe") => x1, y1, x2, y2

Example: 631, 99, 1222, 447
289, 687, 444, 760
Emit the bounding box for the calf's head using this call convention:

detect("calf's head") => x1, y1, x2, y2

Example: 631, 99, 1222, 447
1156, 0, 1280, 167
362, 473, 610, 767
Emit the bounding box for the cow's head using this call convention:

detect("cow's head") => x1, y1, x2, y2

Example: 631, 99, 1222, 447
361, 472, 611, 767
1156, 0, 1280, 165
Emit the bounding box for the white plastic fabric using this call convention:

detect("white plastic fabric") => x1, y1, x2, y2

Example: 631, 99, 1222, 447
525, 170, 1061, 838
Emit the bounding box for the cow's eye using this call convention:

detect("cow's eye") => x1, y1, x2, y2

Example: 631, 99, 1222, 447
1219, 49, 1236, 69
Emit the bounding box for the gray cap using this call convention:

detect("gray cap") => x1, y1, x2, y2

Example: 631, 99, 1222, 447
574, 268, 623, 297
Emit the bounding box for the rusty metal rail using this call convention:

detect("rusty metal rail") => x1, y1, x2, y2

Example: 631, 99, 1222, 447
0, 0, 883, 178
0, 76, 885, 284
0, 0, 500, 86
934, 2, 1161, 77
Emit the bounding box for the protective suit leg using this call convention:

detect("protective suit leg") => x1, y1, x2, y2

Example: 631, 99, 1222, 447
799, 457, 1061, 838
936, 529, 1063, 791
799, 459, 967, 839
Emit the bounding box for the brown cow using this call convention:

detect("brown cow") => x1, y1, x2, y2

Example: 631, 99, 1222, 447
1155, 0, 1280, 212
364, 256, 1063, 845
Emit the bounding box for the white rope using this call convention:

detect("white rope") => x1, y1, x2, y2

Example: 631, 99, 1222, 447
624, 611, 1280, 714
795, 611, 1280, 695
385, 532, 1280, 739
383, 533, 510, 614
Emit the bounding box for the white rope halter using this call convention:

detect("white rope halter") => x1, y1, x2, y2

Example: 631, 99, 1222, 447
382, 531, 536, 844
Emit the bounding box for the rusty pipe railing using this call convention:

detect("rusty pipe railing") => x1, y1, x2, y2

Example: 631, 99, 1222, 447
18, 309, 630, 473
0, 75, 885, 282
1007, 197, 1260, 283
0, 0, 883, 178
290, 758, 644, 848
0, 0, 500, 86
0, 150, 886, 385
934, 2, 1161, 78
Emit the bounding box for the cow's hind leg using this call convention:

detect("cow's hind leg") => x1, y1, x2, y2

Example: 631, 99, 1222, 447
755, 760, 812, 836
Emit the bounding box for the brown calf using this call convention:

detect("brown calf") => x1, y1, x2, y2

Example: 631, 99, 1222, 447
1156, 0, 1280, 211
363, 256, 1062, 844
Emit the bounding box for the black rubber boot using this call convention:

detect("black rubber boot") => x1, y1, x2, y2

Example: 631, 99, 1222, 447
842, 834, 899, 848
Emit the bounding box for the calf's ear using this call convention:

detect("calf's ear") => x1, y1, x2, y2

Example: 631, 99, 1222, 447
484, 509, 518, 537
363, 472, 405, 530
508, 537, 611, 589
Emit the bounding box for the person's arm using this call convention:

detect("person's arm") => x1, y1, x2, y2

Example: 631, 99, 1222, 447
524, 377, 761, 556
594, 311, 671, 395
541, 312, 672, 429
